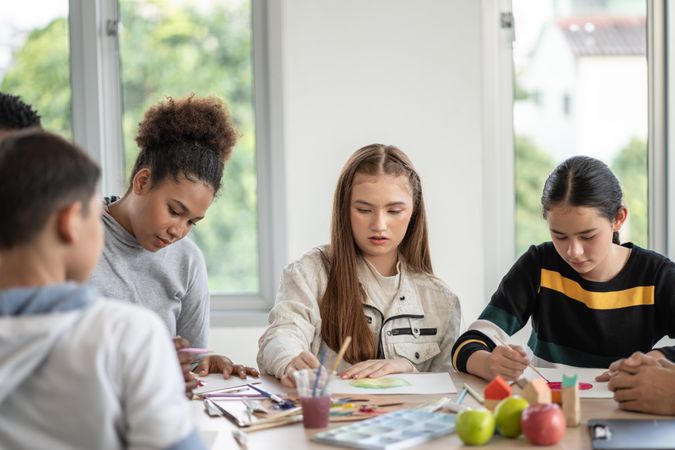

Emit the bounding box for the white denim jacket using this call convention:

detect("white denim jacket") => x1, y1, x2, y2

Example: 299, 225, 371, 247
257, 247, 462, 379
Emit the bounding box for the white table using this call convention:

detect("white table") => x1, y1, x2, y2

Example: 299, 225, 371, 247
191, 373, 665, 449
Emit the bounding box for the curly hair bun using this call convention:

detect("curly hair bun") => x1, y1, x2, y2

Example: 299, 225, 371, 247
0, 92, 42, 130
135, 94, 237, 162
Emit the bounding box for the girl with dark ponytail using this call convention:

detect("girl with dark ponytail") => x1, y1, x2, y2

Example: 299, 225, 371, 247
452, 155, 675, 382
541, 155, 624, 245
91, 95, 258, 398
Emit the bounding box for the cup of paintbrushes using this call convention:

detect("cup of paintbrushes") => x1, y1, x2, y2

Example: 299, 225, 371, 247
294, 368, 331, 429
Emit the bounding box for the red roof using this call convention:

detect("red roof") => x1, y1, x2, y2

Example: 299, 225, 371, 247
484, 375, 512, 399
557, 16, 645, 57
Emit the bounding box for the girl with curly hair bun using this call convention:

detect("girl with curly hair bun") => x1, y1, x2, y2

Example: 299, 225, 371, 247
91, 95, 258, 398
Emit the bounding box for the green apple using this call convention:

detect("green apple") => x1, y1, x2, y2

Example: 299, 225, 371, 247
456, 408, 495, 445
494, 395, 529, 438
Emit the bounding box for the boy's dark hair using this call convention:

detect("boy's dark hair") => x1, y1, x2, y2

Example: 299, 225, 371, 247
0, 130, 100, 250
131, 94, 237, 196
0, 92, 41, 130
541, 155, 624, 244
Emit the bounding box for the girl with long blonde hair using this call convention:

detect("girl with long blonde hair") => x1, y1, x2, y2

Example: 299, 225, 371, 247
258, 144, 461, 386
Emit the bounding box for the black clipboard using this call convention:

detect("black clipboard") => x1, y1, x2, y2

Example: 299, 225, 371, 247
589, 419, 675, 449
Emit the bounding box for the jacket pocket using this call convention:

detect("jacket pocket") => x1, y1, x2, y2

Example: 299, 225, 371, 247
393, 341, 441, 365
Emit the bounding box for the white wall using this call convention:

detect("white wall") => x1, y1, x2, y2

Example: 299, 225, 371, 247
282, 0, 486, 318
211, 0, 488, 358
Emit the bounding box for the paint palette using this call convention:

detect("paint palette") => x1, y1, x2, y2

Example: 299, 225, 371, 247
312, 409, 456, 450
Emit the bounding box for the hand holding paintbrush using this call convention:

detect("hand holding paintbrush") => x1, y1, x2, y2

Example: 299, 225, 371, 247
320, 336, 352, 396
291, 338, 352, 430
492, 335, 550, 382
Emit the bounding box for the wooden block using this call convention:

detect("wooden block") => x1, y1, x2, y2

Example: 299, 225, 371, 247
514, 377, 529, 390
562, 385, 580, 427
523, 378, 551, 405
484, 375, 512, 400
551, 388, 562, 404
484, 398, 500, 412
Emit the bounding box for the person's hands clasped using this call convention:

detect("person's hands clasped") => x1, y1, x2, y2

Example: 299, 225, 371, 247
596, 350, 667, 382
339, 358, 414, 380
605, 352, 675, 415
172, 336, 199, 399
194, 355, 260, 380
485, 344, 529, 381
281, 352, 320, 388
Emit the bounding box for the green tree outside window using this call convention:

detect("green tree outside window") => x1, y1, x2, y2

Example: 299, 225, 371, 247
1, 0, 259, 294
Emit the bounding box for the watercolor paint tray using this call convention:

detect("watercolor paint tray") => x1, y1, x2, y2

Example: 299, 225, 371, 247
312, 409, 456, 450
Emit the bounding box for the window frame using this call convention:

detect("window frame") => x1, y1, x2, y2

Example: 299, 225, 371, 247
482, 0, 675, 268
482, 0, 672, 295
668, 1, 675, 258
480, 0, 517, 291
648, 0, 668, 255
68, 0, 282, 325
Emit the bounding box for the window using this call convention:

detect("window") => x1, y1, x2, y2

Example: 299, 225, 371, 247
2, 0, 275, 317
0, 2, 71, 138
117, 0, 259, 295
512, 0, 648, 255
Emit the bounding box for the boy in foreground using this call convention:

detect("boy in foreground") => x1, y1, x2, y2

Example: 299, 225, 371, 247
0, 130, 205, 449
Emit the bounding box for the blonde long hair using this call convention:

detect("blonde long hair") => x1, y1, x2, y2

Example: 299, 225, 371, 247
319, 144, 433, 363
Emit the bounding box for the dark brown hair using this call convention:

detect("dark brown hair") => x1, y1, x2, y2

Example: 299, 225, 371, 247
320, 144, 432, 363
541, 155, 624, 244
130, 94, 237, 195
0, 130, 100, 249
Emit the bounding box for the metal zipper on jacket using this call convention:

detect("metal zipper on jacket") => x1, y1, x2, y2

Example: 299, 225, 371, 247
363, 304, 385, 357
391, 327, 437, 336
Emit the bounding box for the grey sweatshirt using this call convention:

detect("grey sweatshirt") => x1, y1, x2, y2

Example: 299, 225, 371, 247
0, 283, 205, 450
90, 197, 210, 347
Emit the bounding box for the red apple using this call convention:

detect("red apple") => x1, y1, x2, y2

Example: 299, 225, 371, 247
520, 403, 566, 445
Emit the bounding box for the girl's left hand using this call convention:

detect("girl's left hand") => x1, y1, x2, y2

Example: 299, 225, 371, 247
195, 355, 260, 379
339, 358, 414, 379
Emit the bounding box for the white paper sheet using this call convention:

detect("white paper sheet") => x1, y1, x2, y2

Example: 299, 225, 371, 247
523, 366, 613, 398
194, 374, 260, 396
328, 372, 457, 395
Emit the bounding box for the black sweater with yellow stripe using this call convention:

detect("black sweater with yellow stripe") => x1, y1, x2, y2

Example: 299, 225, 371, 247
452, 242, 675, 372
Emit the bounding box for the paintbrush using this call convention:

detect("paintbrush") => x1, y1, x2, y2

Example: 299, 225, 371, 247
311, 346, 328, 397
321, 336, 352, 395
492, 335, 550, 382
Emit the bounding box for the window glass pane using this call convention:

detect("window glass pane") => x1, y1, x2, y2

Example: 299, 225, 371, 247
0, 3, 71, 138
118, 0, 259, 295
513, 0, 648, 256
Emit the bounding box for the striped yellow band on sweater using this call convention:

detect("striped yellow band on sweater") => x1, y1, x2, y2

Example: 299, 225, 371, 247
540, 269, 654, 310
452, 339, 489, 369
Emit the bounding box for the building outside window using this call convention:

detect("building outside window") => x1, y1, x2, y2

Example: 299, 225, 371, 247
513, 0, 648, 255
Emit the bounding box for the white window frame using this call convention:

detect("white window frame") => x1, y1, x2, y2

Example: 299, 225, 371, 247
665, 0, 675, 258
68, 0, 282, 325
482, 0, 671, 292
649, 0, 667, 255
480, 0, 516, 292
69, 0, 125, 198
